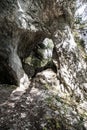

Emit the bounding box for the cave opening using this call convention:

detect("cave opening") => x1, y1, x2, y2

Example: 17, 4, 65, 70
0, 62, 18, 86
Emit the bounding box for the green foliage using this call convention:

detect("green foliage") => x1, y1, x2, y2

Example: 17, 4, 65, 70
79, 39, 85, 48
44, 84, 50, 90
75, 18, 82, 25
42, 118, 60, 130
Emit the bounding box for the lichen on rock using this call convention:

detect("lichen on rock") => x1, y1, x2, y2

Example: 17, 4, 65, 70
0, 0, 87, 130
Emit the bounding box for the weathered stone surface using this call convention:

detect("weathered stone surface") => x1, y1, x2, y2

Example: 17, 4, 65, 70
0, 0, 87, 130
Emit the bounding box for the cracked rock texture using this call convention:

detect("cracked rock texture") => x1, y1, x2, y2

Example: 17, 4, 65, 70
0, 0, 87, 130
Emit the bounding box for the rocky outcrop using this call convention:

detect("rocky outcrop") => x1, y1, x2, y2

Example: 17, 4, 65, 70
0, 0, 87, 130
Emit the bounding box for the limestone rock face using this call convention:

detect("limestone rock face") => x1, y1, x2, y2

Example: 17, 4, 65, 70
0, 0, 87, 130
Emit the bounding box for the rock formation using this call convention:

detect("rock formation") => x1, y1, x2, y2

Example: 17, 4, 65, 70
0, 0, 87, 130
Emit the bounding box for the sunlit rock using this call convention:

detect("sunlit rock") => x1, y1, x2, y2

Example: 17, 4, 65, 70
25, 38, 54, 69
0, 0, 87, 130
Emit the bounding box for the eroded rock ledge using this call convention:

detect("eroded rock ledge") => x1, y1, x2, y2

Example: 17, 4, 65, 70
0, 0, 87, 130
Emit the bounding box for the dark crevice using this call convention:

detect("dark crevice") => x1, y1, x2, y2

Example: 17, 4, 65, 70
0, 61, 18, 85
32, 60, 57, 78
